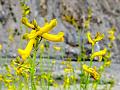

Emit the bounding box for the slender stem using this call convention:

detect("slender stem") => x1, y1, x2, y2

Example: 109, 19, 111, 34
30, 50, 37, 90
90, 45, 94, 67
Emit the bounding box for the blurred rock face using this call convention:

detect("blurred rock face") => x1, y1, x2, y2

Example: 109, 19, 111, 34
0, 0, 120, 61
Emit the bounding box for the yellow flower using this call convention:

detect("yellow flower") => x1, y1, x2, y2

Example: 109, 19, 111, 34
22, 6, 30, 17
94, 32, 104, 42
88, 7, 92, 19
53, 45, 61, 51
84, 19, 90, 29
28, 19, 57, 39
18, 39, 36, 60
98, 56, 103, 62
8, 34, 14, 41
83, 64, 100, 80
42, 32, 64, 42
16, 61, 30, 75
21, 18, 64, 42
63, 76, 70, 87
24, 30, 36, 39
52, 60, 56, 64
64, 68, 73, 73
21, 17, 34, 29
87, 31, 104, 46
84, 8, 92, 29
61, 61, 66, 65
20, 1, 30, 16
22, 33, 29, 40
40, 44, 45, 50
104, 60, 111, 67
87, 31, 94, 46
4, 79, 12, 83
108, 27, 116, 41
41, 19, 57, 32
16, 67, 23, 75
91, 48, 107, 60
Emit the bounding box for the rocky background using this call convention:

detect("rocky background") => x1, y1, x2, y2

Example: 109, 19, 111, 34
0, 0, 120, 62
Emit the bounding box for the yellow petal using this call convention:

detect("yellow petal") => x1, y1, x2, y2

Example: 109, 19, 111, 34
94, 32, 104, 42
18, 49, 28, 60
91, 48, 107, 60
104, 60, 111, 67
87, 31, 94, 46
27, 30, 37, 39
28, 19, 57, 39
84, 19, 90, 29
40, 44, 45, 50
18, 39, 36, 60
53, 45, 61, 51
82, 64, 100, 80
21, 17, 34, 29
25, 39, 35, 51
99, 56, 102, 62
108, 30, 115, 41
108, 26, 116, 41
42, 32, 64, 42
22, 33, 29, 39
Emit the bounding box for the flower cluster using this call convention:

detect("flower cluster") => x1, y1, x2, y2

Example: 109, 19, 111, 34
83, 64, 100, 80
91, 48, 107, 61
108, 26, 116, 41
18, 17, 64, 60
87, 31, 104, 46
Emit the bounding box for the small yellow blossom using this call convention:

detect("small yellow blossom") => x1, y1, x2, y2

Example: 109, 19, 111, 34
63, 76, 70, 87
21, 17, 34, 29
98, 56, 103, 62
4, 79, 12, 83
108, 27, 116, 41
94, 32, 104, 42
104, 60, 111, 67
16, 67, 23, 75
83, 8, 92, 29
27, 31, 64, 42
61, 61, 66, 65
87, 31, 94, 46
27, 19, 57, 39
41, 19, 57, 32
91, 48, 107, 60
18, 39, 36, 60
31, 19, 38, 28
64, 68, 73, 73
21, 18, 64, 42
22, 33, 29, 40
52, 60, 56, 64
53, 45, 61, 51
40, 44, 45, 50
70, 75, 76, 81
42, 32, 64, 42
16, 61, 30, 75
20, 1, 30, 16
87, 31, 104, 46
83, 64, 100, 80
23, 30, 36, 39
88, 7, 92, 19
84, 19, 90, 29
19, 17, 64, 60
8, 34, 14, 41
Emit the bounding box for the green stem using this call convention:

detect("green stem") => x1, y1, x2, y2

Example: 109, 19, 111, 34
30, 51, 37, 90
90, 45, 94, 67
